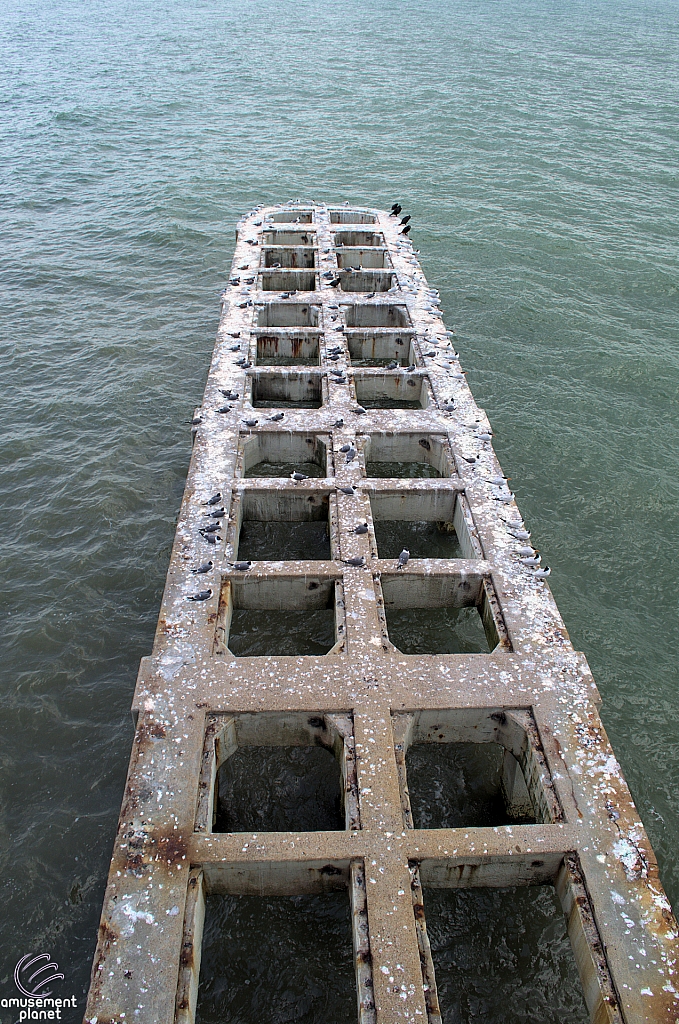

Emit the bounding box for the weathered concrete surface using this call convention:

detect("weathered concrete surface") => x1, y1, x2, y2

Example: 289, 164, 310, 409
84, 204, 679, 1024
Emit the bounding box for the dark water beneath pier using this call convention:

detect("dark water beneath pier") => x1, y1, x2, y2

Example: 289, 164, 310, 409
1, 0, 678, 1016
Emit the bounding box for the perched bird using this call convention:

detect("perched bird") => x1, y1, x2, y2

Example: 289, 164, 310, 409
233, 561, 252, 571
441, 401, 456, 412
519, 555, 542, 567
267, 412, 285, 421
493, 491, 515, 504
191, 561, 213, 574
243, 418, 258, 427
328, 277, 341, 288
400, 215, 411, 226
514, 545, 536, 557
508, 528, 531, 541
202, 493, 222, 506
206, 509, 225, 519
397, 548, 410, 569
187, 590, 212, 602
344, 555, 366, 567
330, 368, 345, 376
345, 447, 357, 463
201, 523, 221, 534
385, 360, 398, 370
219, 389, 239, 401
391, 204, 402, 216
290, 471, 308, 482
401, 224, 411, 235
333, 418, 344, 428
203, 533, 219, 545
533, 566, 551, 578
406, 364, 417, 372
486, 475, 508, 486
190, 415, 203, 426
354, 523, 368, 535
216, 405, 232, 414
339, 485, 356, 495
339, 443, 352, 452
353, 405, 367, 414
477, 431, 493, 442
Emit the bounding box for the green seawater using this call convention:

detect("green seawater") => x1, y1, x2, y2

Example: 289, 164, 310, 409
1, 0, 678, 1013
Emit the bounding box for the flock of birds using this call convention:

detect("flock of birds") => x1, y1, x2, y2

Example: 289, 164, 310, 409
187, 200, 549, 601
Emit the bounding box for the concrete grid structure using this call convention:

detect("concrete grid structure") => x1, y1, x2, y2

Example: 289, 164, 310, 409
85, 204, 679, 1024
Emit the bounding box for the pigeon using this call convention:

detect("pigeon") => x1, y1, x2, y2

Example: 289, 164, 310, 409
354, 523, 368, 535
344, 555, 366, 567
243, 419, 258, 427
202, 493, 222, 506
397, 549, 410, 569
233, 561, 252, 571
290, 471, 308, 482
339, 485, 356, 495
267, 412, 285, 421
191, 561, 213, 574
187, 590, 212, 601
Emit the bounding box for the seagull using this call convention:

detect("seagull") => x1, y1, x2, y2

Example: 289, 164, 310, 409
533, 566, 551, 578
206, 509, 225, 519
354, 523, 368, 534
190, 415, 203, 426
344, 555, 366, 567
487, 475, 508, 486
187, 590, 212, 601
267, 412, 285, 421
514, 545, 536, 557
477, 431, 493, 442
219, 389, 239, 400
406, 364, 417, 372
290, 471, 308, 482
201, 523, 221, 534
519, 555, 542, 567
333, 418, 344, 428
191, 561, 213, 574
233, 561, 252, 571
203, 533, 219, 545
202, 493, 222, 506
385, 360, 398, 370
397, 548, 410, 569
330, 368, 345, 377
345, 447, 357, 463
493, 491, 515, 504
353, 405, 367, 414
243, 418, 258, 427
216, 405, 232, 414
508, 528, 531, 541
339, 485, 356, 495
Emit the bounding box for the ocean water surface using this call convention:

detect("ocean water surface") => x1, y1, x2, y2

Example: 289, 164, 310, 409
1, 0, 678, 1012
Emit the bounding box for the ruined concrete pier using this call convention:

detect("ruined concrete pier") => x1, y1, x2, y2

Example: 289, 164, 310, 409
85, 204, 679, 1024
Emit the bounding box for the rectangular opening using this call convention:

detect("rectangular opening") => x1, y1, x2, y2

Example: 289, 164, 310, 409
344, 304, 411, 328
196, 891, 357, 1024
337, 248, 389, 269
211, 714, 352, 833
263, 247, 316, 269
260, 270, 316, 292
257, 303, 319, 328
380, 573, 500, 653
347, 331, 415, 367
329, 211, 377, 224
363, 433, 451, 478
242, 433, 328, 478
263, 229, 315, 246
339, 270, 396, 293
370, 490, 481, 561
269, 210, 313, 223
355, 373, 428, 409
218, 576, 340, 657
251, 371, 322, 408
255, 333, 320, 366
420, 885, 588, 1024
237, 490, 332, 561
333, 230, 384, 247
